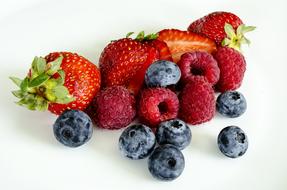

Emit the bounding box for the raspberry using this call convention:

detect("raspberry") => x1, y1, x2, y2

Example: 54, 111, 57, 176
178, 51, 220, 86
179, 79, 215, 125
213, 47, 246, 92
90, 86, 136, 130
138, 88, 179, 127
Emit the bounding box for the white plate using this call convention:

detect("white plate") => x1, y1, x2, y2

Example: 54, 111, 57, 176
0, 0, 287, 190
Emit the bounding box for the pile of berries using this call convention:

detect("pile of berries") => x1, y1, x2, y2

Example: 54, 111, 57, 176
10, 11, 254, 181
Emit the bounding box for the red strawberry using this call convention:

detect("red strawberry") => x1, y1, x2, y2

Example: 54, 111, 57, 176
127, 45, 158, 95
10, 52, 101, 115
148, 39, 173, 61
158, 29, 217, 62
100, 32, 160, 95
188, 11, 255, 51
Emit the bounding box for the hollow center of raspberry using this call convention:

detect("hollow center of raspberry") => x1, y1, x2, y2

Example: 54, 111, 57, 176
171, 120, 182, 128
190, 67, 204, 76
158, 102, 168, 115
167, 158, 176, 168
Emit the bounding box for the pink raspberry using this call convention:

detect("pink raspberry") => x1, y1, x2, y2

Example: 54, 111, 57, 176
89, 86, 136, 130
178, 51, 220, 86
179, 78, 215, 125
138, 88, 179, 127
213, 47, 246, 92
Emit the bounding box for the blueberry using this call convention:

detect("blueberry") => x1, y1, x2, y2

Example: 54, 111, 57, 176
145, 60, 181, 87
216, 91, 247, 118
217, 126, 248, 158
53, 110, 93, 147
119, 124, 156, 160
156, 119, 191, 150
148, 144, 185, 181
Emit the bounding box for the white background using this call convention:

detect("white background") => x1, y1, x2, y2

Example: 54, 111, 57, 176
0, 0, 286, 189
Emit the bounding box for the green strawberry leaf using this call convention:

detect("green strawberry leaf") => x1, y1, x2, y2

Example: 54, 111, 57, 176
126, 32, 134, 38
31, 57, 46, 76
224, 23, 236, 39
56, 70, 65, 85
44, 80, 58, 89
56, 95, 75, 104
36, 57, 47, 75
29, 73, 50, 88
241, 36, 251, 46
16, 98, 26, 106
37, 100, 48, 111
45, 89, 56, 102
35, 96, 48, 111
20, 77, 29, 92
46, 56, 63, 75
12, 90, 24, 98
10, 76, 22, 87
52, 86, 70, 99
144, 33, 158, 40
31, 57, 39, 75
16, 94, 37, 110
221, 38, 231, 46
241, 25, 256, 34
136, 31, 145, 40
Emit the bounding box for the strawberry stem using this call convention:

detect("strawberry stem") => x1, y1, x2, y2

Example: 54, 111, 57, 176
126, 31, 158, 41
222, 23, 256, 52
10, 55, 75, 111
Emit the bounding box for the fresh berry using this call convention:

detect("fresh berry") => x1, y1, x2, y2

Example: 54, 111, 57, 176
127, 45, 159, 95
188, 12, 255, 51
188, 12, 242, 44
177, 51, 219, 86
90, 86, 136, 130
148, 39, 173, 61
179, 79, 215, 125
119, 124, 156, 159
216, 91, 247, 118
99, 32, 159, 95
188, 12, 243, 45
217, 126, 248, 158
138, 88, 179, 127
213, 47, 246, 92
53, 110, 93, 147
156, 119, 191, 150
10, 52, 101, 115
148, 144, 185, 181
157, 29, 217, 62
145, 60, 181, 87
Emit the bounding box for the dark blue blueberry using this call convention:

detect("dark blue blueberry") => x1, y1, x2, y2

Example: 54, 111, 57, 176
53, 110, 93, 147
145, 60, 181, 87
119, 124, 156, 160
216, 91, 247, 118
148, 144, 185, 181
217, 126, 248, 158
156, 119, 191, 150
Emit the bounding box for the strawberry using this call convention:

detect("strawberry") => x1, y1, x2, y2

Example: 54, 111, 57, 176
148, 39, 173, 61
157, 29, 217, 62
10, 52, 101, 115
188, 11, 255, 51
99, 32, 161, 95
127, 45, 158, 95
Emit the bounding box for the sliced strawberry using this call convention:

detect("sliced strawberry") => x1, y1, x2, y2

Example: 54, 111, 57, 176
127, 46, 159, 95
148, 39, 173, 61
158, 29, 217, 62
